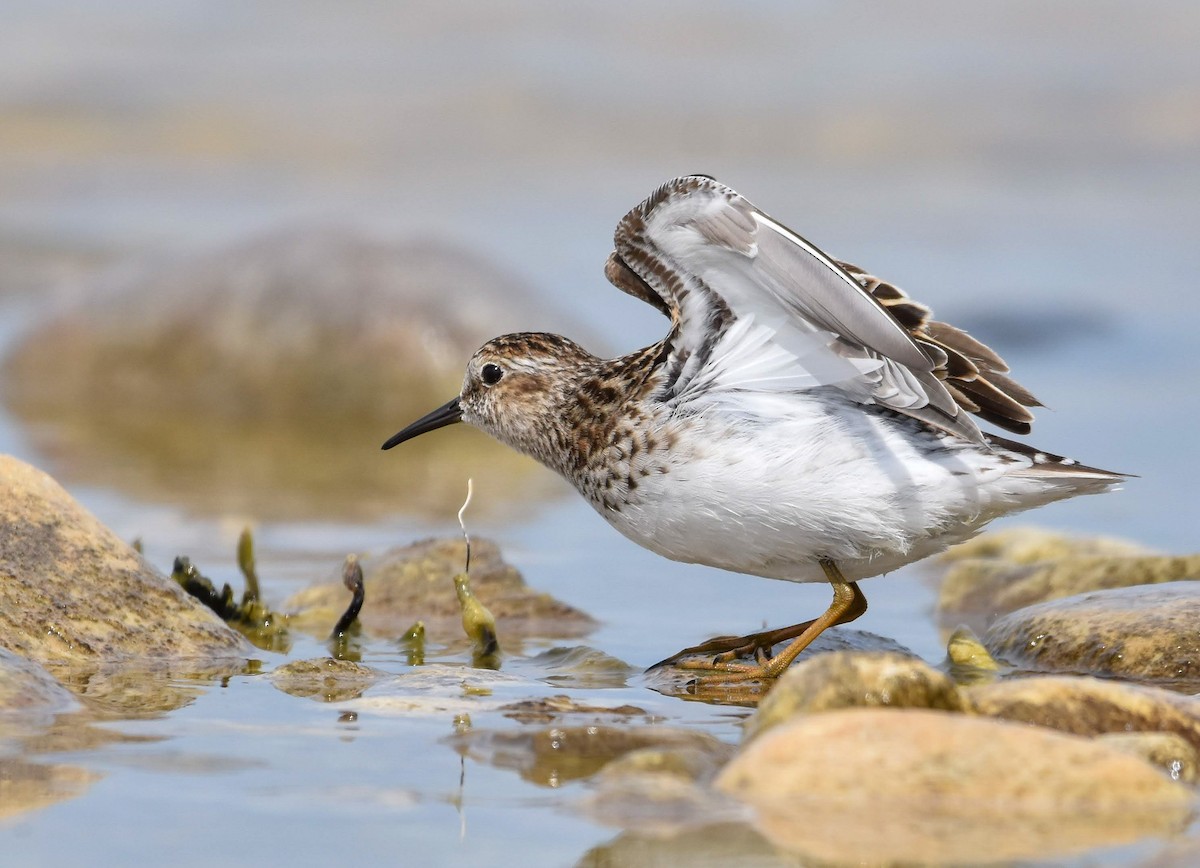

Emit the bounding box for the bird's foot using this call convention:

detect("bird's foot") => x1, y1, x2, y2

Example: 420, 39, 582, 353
646, 621, 817, 672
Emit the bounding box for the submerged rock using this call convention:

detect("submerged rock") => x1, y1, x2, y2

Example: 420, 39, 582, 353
2, 231, 584, 520
983, 582, 1200, 688
284, 537, 594, 644
937, 527, 1196, 619
270, 658, 384, 703
0, 456, 248, 667
716, 708, 1193, 864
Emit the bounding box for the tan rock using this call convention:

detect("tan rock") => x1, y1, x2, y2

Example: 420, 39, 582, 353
0, 456, 248, 666
743, 651, 964, 742
716, 708, 1193, 864
965, 674, 1200, 754
983, 582, 1200, 687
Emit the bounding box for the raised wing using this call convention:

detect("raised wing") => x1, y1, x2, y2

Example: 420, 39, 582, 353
607, 175, 1039, 444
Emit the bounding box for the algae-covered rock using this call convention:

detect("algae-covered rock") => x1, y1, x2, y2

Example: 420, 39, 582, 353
0, 455, 249, 666
743, 651, 964, 742
2, 231, 583, 520
716, 708, 1193, 864
937, 527, 1196, 618
983, 582, 1200, 688
270, 658, 384, 703
285, 537, 594, 643
965, 674, 1200, 754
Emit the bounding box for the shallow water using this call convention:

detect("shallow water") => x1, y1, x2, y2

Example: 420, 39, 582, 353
2, 2, 1199, 865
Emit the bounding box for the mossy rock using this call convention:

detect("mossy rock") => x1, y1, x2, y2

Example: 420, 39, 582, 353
285, 537, 595, 643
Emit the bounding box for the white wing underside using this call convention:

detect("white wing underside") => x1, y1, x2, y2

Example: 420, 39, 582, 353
613, 176, 984, 443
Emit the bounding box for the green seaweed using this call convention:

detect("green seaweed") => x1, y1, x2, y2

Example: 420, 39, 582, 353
171, 527, 291, 652
400, 621, 426, 666
454, 479, 500, 668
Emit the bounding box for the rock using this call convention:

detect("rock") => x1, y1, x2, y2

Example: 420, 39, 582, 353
0, 456, 248, 667
285, 537, 594, 643
983, 582, 1200, 688
450, 724, 731, 788
743, 651, 965, 742
270, 658, 384, 703
964, 675, 1200, 754
937, 527, 1195, 619
2, 231, 585, 520
716, 708, 1193, 864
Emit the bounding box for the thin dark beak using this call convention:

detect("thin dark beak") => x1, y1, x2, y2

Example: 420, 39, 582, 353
381, 397, 463, 450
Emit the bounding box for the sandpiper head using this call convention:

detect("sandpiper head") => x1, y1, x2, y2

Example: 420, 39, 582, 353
381, 332, 596, 458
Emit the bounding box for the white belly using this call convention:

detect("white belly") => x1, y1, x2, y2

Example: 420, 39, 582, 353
588, 402, 1061, 584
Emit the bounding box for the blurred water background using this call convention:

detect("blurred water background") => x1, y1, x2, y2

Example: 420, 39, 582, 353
1, 2, 1197, 865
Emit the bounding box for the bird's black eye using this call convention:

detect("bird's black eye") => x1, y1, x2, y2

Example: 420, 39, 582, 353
481, 363, 504, 385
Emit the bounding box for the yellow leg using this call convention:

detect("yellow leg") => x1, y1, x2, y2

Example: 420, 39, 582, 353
660, 560, 867, 683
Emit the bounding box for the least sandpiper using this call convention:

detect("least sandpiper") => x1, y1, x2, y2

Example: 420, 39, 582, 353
383, 175, 1123, 682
